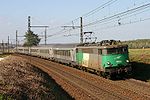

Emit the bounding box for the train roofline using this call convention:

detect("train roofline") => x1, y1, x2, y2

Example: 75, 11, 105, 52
76, 44, 128, 49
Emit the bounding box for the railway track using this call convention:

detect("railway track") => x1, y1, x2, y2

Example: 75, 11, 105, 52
14, 54, 150, 100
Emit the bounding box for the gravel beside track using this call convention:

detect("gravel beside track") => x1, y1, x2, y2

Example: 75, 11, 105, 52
16, 54, 150, 100
0, 55, 73, 100
112, 79, 150, 98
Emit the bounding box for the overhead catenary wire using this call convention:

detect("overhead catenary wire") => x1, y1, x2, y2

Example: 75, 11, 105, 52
91, 17, 150, 32
84, 2, 150, 27
60, 0, 119, 28
82, 0, 118, 18
51, 5, 150, 39
60, 15, 150, 38
49, 0, 119, 38
85, 7, 150, 29
53, 1, 150, 37
47, 1, 150, 42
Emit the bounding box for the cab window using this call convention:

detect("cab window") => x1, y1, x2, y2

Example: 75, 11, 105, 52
107, 48, 118, 54
106, 47, 128, 54
98, 49, 102, 54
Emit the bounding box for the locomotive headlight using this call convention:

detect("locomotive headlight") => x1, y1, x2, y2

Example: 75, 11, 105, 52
126, 60, 129, 63
107, 61, 111, 65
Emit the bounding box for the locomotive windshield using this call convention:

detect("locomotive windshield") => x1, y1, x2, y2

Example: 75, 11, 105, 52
101, 47, 128, 55
106, 47, 128, 54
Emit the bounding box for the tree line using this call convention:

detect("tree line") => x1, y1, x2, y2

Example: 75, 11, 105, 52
122, 39, 150, 49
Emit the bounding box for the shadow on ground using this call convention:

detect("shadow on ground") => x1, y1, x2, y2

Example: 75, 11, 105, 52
32, 66, 75, 100
131, 62, 150, 82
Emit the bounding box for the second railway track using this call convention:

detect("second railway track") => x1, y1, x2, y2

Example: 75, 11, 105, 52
15, 54, 150, 100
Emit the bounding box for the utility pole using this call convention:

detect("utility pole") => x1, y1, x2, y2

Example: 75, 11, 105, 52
28, 16, 49, 45
61, 17, 83, 43
44, 27, 47, 45
11, 42, 12, 49
16, 30, 18, 52
8, 36, 9, 53
30, 25, 48, 45
2, 40, 4, 53
80, 17, 83, 43
28, 16, 31, 32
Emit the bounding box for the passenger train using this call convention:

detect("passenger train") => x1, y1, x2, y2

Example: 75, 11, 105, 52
16, 40, 132, 79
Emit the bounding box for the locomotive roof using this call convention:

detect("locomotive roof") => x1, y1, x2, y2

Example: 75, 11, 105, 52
76, 44, 128, 49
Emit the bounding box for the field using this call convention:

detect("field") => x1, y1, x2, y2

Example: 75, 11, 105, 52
129, 49, 150, 82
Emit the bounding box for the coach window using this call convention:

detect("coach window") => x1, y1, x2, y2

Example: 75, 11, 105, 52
82, 48, 93, 53
98, 49, 102, 55
76, 49, 78, 53
66, 51, 68, 56
57, 50, 59, 55
68, 50, 71, 56
59, 50, 61, 55
69, 51, 71, 56
66, 50, 68, 56
64, 50, 66, 56
63, 50, 65, 56
65, 50, 67, 56
62, 50, 64, 55
102, 49, 107, 55
59, 50, 63, 55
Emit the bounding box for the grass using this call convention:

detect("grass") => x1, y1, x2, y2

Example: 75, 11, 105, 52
0, 54, 10, 58
129, 49, 150, 82
129, 49, 150, 64
0, 94, 13, 100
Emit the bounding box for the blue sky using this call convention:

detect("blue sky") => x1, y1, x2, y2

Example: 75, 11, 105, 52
0, 0, 150, 44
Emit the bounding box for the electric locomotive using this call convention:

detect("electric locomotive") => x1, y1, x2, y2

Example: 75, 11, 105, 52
76, 40, 132, 78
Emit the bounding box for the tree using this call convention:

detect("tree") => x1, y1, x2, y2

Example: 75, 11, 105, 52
23, 30, 41, 47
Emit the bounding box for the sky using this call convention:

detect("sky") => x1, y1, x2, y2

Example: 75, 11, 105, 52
0, 0, 150, 44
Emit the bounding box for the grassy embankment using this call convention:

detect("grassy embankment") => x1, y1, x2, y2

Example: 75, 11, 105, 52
0, 94, 12, 100
0, 54, 10, 58
129, 49, 150, 82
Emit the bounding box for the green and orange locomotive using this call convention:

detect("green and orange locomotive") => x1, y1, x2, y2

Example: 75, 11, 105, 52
17, 40, 132, 78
